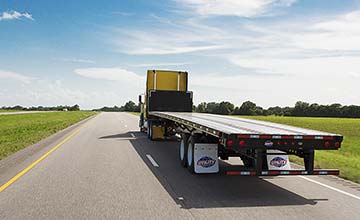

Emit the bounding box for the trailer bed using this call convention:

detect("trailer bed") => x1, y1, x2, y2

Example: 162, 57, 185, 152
150, 111, 340, 137
149, 111, 342, 175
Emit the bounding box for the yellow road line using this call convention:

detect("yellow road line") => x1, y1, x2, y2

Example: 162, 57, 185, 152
0, 116, 95, 193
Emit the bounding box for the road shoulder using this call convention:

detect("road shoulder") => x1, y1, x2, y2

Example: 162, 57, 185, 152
0, 114, 97, 186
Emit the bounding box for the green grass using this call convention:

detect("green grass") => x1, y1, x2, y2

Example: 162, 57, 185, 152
129, 112, 140, 116
238, 116, 360, 183
0, 110, 22, 112
0, 111, 96, 160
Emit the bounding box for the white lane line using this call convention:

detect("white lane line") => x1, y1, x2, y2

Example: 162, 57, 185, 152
299, 176, 360, 201
146, 154, 159, 167
130, 133, 135, 138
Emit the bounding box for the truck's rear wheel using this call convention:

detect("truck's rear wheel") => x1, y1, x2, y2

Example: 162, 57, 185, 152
187, 135, 199, 173
147, 121, 152, 139
179, 134, 189, 167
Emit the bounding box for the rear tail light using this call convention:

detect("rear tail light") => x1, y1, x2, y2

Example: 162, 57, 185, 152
227, 140, 233, 147
324, 141, 330, 147
334, 142, 340, 148
239, 140, 246, 147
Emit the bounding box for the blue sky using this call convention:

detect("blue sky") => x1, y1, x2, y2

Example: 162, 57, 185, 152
1, 0, 360, 109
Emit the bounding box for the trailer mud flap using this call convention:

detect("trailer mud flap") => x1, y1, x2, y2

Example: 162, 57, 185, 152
194, 144, 219, 173
266, 154, 291, 170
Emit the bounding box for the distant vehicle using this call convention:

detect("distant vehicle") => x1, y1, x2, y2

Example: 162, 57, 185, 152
63, 108, 68, 111
139, 70, 343, 176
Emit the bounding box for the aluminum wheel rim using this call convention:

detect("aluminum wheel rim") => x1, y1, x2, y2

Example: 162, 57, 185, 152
187, 142, 192, 167
180, 139, 185, 160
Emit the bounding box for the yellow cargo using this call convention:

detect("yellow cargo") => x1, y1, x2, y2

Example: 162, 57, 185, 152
147, 70, 187, 92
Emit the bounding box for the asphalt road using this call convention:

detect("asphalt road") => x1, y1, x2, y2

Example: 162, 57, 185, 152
1, 112, 359, 220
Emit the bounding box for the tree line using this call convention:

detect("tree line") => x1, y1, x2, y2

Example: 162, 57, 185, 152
94, 100, 360, 118
1, 104, 80, 111
194, 101, 360, 118
93, 101, 140, 112
4, 101, 359, 118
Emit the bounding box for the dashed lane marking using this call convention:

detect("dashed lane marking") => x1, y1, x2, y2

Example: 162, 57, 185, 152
146, 154, 159, 167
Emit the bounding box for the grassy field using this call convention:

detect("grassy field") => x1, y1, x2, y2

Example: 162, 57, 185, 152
0, 110, 22, 112
239, 116, 360, 183
0, 111, 96, 160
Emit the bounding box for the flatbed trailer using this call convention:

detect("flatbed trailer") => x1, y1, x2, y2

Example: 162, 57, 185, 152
148, 111, 342, 175
139, 70, 343, 175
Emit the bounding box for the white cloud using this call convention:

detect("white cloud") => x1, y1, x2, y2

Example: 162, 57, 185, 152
57, 58, 95, 64
227, 10, 360, 73
293, 11, 360, 51
0, 11, 34, 21
112, 28, 225, 55
111, 15, 227, 55
130, 62, 190, 67
108, 9, 360, 106
0, 76, 143, 110
111, 11, 135, 16
74, 67, 144, 82
0, 70, 34, 83
176, 0, 296, 17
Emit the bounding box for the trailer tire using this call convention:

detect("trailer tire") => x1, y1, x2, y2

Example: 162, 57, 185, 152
187, 135, 199, 173
147, 121, 152, 140
179, 134, 189, 167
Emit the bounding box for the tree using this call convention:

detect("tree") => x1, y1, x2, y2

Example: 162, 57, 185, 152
123, 101, 139, 112
206, 102, 220, 114
234, 101, 257, 115
196, 102, 207, 113
327, 103, 342, 117
267, 106, 283, 116
218, 101, 235, 115
293, 101, 310, 116
69, 104, 80, 111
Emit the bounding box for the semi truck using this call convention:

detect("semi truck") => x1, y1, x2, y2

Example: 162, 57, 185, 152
139, 70, 343, 175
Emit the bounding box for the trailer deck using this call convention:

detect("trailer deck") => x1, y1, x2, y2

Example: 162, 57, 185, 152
149, 111, 342, 176
150, 111, 340, 138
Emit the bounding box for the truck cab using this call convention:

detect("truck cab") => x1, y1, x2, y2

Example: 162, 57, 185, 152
139, 70, 193, 139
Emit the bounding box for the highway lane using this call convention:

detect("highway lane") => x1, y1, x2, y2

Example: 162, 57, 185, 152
1, 112, 359, 219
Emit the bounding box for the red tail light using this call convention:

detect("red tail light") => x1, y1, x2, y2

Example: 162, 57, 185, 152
324, 141, 330, 147
239, 140, 246, 147
334, 142, 340, 148
227, 140, 233, 147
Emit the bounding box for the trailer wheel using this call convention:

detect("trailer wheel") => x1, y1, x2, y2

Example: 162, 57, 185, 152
187, 135, 199, 173
179, 134, 189, 167
147, 121, 152, 139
